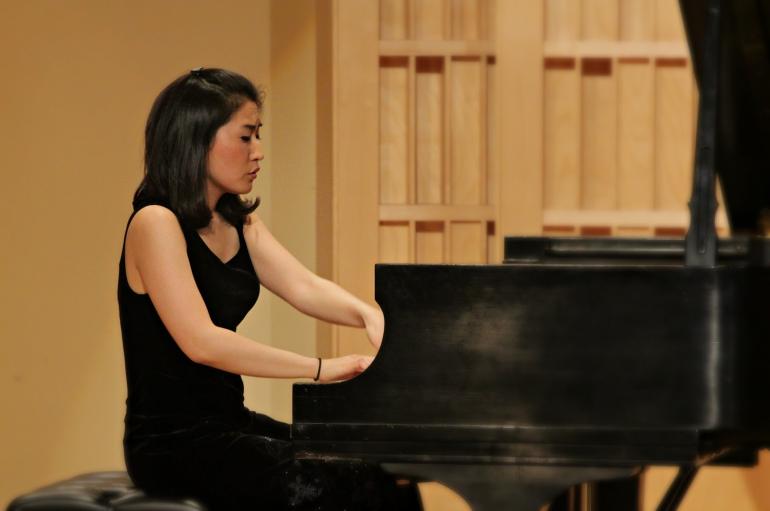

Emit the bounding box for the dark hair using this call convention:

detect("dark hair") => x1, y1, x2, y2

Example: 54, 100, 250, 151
133, 67, 262, 229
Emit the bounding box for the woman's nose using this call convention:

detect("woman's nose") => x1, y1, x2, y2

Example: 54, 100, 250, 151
250, 140, 264, 161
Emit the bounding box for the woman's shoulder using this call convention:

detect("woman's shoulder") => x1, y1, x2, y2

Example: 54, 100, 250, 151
130, 204, 180, 229
127, 204, 187, 249
242, 211, 269, 241
243, 210, 265, 229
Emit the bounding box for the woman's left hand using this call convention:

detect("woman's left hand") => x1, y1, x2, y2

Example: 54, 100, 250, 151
364, 306, 384, 351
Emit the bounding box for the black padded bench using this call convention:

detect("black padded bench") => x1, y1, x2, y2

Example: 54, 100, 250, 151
7, 472, 206, 511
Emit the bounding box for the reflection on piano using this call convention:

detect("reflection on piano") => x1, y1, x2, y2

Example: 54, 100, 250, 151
292, 0, 770, 509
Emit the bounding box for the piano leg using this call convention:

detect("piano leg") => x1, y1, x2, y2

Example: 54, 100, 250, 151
383, 463, 638, 511
591, 475, 641, 510
655, 465, 698, 511
550, 486, 580, 511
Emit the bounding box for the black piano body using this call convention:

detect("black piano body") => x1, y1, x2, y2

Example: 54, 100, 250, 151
294, 242, 770, 509
293, 0, 770, 509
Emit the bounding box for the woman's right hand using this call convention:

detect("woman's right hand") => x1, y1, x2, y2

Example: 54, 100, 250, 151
318, 355, 373, 383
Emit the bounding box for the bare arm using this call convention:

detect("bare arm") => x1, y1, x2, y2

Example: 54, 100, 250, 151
243, 212, 384, 349
127, 206, 369, 381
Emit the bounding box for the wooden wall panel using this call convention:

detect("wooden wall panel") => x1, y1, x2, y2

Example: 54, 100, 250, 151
545, 0, 580, 41
451, 0, 482, 40
450, 221, 485, 263
486, 0, 496, 41
656, 0, 686, 41
544, 57, 581, 209
620, 0, 653, 41
333, 1, 379, 358
581, 58, 617, 209
450, 57, 484, 205
381, 0, 408, 40
486, 57, 497, 206
618, 59, 654, 209
379, 221, 411, 263
497, 0, 543, 236
380, 57, 410, 204
416, 58, 444, 204
655, 59, 693, 210
486, 221, 497, 263
414, 0, 446, 40
581, 0, 618, 40
486, 58, 498, 259
415, 221, 445, 263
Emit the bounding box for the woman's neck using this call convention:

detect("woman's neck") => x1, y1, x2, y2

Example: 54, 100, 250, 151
205, 180, 224, 212
199, 210, 228, 234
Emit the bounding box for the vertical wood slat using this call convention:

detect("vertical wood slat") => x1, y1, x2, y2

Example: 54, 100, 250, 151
620, 0, 654, 41
486, 57, 502, 263
379, 221, 411, 262
544, 57, 581, 209
416, 57, 444, 204
479, 52, 489, 205
408, 56, 417, 205
656, 0, 686, 41
413, 0, 445, 40
655, 58, 693, 210
451, 0, 481, 40
485, 0, 496, 41
450, 57, 484, 205
443, 56, 452, 206
380, 0, 408, 40
581, 58, 617, 209
546, 0, 581, 41
379, 57, 409, 204
415, 221, 445, 263
486, 56, 498, 207
582, 0, 619, 40
450, 221, 486, 263
618, 58, 655, 209
448, 221, 487, 264
497, 0, 544, 236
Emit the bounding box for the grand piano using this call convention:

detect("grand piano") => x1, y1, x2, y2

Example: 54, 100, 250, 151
292, 0, 770, 509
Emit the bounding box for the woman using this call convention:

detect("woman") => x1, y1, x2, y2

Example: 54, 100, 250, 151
118, 68, 419, 510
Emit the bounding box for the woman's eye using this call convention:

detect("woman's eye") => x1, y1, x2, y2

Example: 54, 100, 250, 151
241, 136, 250, 142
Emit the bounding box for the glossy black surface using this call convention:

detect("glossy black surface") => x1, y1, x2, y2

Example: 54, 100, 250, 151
681, 0, 770, 232
293, 243, 770, 509
295, 248, 770, 461
683, 0, 720, 266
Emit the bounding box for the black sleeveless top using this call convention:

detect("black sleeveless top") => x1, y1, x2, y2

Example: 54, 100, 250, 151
116, 203, 421, 511
117, 203, 261, 446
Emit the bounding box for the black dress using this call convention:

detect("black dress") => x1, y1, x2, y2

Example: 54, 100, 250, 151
117, 203, 420, 511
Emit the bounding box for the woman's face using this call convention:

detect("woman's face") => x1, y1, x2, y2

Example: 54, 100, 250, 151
206, 100, 263, 201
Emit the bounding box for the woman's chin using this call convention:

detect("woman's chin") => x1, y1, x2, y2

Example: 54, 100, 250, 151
236, 183, 255, 195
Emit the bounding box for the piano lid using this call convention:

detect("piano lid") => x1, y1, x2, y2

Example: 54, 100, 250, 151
680, 0, 770, 233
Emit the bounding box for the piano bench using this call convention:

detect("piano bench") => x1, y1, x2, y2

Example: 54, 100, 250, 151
7, 471, 207, 511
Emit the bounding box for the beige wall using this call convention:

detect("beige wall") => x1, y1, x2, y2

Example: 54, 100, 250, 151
0, 0, 324, 506
265, 0, 319, 424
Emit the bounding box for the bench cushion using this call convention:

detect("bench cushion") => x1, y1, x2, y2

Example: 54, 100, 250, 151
8, 472, 206, 511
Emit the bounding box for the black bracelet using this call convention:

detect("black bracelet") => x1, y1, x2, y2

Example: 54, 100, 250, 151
313, 357, 322, 381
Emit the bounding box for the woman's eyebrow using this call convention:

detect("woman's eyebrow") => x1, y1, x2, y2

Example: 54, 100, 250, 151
242, 123, 263, 130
